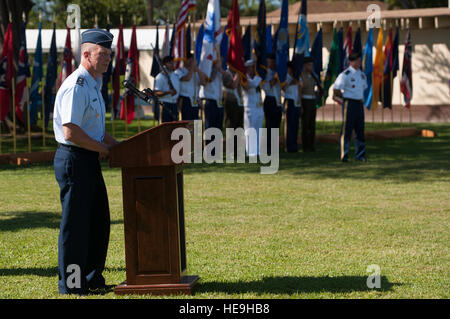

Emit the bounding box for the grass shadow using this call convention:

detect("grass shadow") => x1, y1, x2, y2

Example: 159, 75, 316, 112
198, 276, 398, 295
0, 266, 125, 278
0, 211, 122, 232
182, 126, 450, 183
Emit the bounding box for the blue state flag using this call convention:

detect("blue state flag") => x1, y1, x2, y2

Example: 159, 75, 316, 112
294, 0, 310, 56
292, 0, 309, 77
310, 27, 323, 107
275, 0, 289, 85
220, 26, 229, 70
310, 28, 323, 80
353, 27, 362, 56
44, 23, 58, 128
337, 27, 344, 73
255, 0, 267, 79
29, 22, 43, 126
195, 23, 204, 66
266, 25, 273, 55
363, 28, 374, 109
242, 26, 251, 62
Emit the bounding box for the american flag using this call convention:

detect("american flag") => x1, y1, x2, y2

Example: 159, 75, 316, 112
174, 0, 196, 61
400, 28, 412, 108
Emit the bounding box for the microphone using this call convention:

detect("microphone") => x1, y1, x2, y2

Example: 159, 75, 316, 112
122, 80, 153, 103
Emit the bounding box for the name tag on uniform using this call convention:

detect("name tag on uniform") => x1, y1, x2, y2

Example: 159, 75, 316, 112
96, 113, 100, 119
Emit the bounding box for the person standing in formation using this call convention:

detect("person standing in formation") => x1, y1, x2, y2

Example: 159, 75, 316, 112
242, 59, 263, 157
333, 51, 368, 162
284, 61, 301, 152
154, 56, 180, 123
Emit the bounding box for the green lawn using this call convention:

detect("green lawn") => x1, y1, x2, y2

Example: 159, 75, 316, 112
0, 122, 449, 299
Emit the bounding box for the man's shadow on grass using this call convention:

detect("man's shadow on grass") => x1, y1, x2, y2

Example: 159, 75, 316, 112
0, 266, 124, 277
198, 276, 399, 295
0, 211, 122, 232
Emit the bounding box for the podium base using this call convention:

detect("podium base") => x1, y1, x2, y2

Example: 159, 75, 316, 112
114, 275, 200, 296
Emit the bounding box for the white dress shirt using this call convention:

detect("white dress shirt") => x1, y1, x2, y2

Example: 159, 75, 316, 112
155, 71, 180, 104
333, 66, 368, 100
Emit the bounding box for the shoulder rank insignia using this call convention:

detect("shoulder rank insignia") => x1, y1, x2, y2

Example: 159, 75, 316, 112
76, 77, 84, 87
344, 70, 351, 75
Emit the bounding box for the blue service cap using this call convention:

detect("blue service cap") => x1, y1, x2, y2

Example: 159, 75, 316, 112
81, 29, 114, 49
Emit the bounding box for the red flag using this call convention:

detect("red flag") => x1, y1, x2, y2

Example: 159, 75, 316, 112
59, 27, 73, 87
120, 25, 139, 124
112, 24, 125, 117
0, 23, 14, 121
343, 25, 352, 69
15, 22, 31, 123
226, 0, 247, 85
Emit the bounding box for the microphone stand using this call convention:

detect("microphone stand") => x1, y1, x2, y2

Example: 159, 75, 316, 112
122, 80, 178, 122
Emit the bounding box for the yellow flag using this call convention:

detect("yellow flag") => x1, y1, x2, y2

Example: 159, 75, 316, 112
372, 28, 384, 110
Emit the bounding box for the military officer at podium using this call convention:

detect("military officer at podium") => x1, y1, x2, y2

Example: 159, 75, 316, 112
53, 29, 118, 295
333, 51, 368, 162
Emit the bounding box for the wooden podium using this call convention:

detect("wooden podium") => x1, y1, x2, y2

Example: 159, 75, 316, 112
109, 121, 199, 295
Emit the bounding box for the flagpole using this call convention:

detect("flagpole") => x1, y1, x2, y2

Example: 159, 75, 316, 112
8, 12, 17, 154
409, 104, 412, 124
332, 102, 336, 134
107, 13, 115, 139
321, 105, 325, 133
137, 96, 141, 132
12, 75, 17, 154
23, 11, 32, 152
381, 73, 384, 126
399, 75, 403, 127
390, 71, 394, 123
40, 13, 46, 148
26, 84, 31, 152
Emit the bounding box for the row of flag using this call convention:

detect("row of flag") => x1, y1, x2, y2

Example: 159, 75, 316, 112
0, 21, 75, 127
154, 0, 413, 111
0, 0, 414, 130
292, 0, 413, 110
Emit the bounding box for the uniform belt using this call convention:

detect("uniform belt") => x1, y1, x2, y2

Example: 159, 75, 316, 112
344, 97, 364, 103
59, 143, 99, 156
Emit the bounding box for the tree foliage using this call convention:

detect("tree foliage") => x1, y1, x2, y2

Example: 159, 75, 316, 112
19, 0, 450, 30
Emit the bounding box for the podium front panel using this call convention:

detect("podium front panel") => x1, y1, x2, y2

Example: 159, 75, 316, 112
121, 166, 185, 285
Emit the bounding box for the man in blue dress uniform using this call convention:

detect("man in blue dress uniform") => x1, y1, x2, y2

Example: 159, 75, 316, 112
53, 29, 118, 295
333, 51, 368, 162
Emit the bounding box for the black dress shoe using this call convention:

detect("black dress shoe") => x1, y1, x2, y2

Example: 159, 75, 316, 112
88, 284, 115, 295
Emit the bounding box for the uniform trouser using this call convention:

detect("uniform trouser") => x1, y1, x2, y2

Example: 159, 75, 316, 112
54, 144, 110, 294
301, 98, 317, 152
161, 102, 178, 123
202, 99, 224, 156
224, 95, 243, 129
244, 104, 264, 157
263, 96, 282, 155
180, 96, 199, 121
224, 95, 244, 158
153, 100, 160, 123
202, 98, 224, 131
340, 98, 366, 161
285, 99, 301, 152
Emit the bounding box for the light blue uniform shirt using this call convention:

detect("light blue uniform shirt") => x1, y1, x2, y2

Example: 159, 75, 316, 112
53, 65, 106, 146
